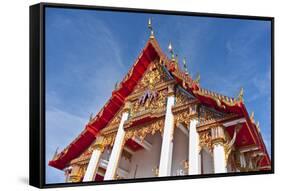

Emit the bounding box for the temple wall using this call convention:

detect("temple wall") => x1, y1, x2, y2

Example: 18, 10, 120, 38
118, 153, 131, 172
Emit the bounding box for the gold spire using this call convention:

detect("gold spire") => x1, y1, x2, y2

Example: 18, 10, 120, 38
250, 111, 255, 122
195, 73, 200, 83
148, 18, 154, 39
183, 57, 188, 74
89, 112, 93, 122
256, 121, 260, 132
175, 54, 179, 70
52, 147, 59, 160
237, 87, 244, 101
168, 41, 175, 61
115, 81, 119, 90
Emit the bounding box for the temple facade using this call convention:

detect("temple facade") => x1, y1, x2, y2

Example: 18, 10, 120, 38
49, 19, 271, 182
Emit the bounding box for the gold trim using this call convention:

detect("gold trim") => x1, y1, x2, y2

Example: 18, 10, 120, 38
125, 119, 165, 141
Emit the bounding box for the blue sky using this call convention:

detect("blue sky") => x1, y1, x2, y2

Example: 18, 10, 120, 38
45, 7, 272, 184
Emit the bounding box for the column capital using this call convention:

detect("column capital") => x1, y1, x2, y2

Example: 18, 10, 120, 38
199, 131, 212, 152
92, 136, 105, 152
167, 84, 175, 97
123, 101, 132, 113
189, 104, 199, 119
68, 165, 83, 182
211, 125, 226, 146
83, 142, 104, 182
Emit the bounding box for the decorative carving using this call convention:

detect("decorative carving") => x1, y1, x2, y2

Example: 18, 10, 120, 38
193, 87, 240, 109
251, 152, 264, 170
234, 150, 264, 172
199, 131, 212, 152
125, 119, 164, 141
131, 89, 167, 118
133, 62, 164, 94
152, 166, 159, 176
100, 111, 122, 135
68, 165, 85, 182
175, 88, 193, 106
174, 110, 190, 127
223, 125, 241, 164
111, 113, 121, 125
101, 133, 116, 147
199, 106, 228, 126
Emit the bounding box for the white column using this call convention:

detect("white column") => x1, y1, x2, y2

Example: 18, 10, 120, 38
83, 136, 105, 182
104, 111, 129, 180
211, 126, 227, 173
159, 93, 175, 176
213, 143, 227, 173
83, 148, 102, 182
188, 118, 200, 175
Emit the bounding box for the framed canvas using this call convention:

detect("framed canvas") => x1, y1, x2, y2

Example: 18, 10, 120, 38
29, 2, 274, 188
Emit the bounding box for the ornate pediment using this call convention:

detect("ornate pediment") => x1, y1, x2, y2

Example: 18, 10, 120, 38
198, 105, 235, 127
128, 61, 170, 119
175, 87, 196, 107
130, 88, 167, 118
132, 60, 166, 94
200, 106, 226, 121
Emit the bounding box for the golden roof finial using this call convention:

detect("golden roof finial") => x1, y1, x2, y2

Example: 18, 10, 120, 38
183, 57, 188, 74
115, 81, 119, 90
195, 73, 200, 84
256, 121, 260, 132
237, 87, 244, 101
250, 111, 255, 122
52, 147, 59, 160
175, 54, 179, 70
148, 18, 154, 39
89, 112, 93, 122
168, 41, 175, 61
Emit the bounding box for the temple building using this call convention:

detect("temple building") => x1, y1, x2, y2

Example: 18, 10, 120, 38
49, 19, 271, 182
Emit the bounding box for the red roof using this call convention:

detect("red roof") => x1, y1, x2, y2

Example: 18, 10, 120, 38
49, 37, 271, 170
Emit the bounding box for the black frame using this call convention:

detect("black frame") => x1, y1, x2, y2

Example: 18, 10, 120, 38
29, 2, 275, 189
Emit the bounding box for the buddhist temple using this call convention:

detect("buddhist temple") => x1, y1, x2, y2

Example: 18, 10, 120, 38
49, 18, 271, 182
